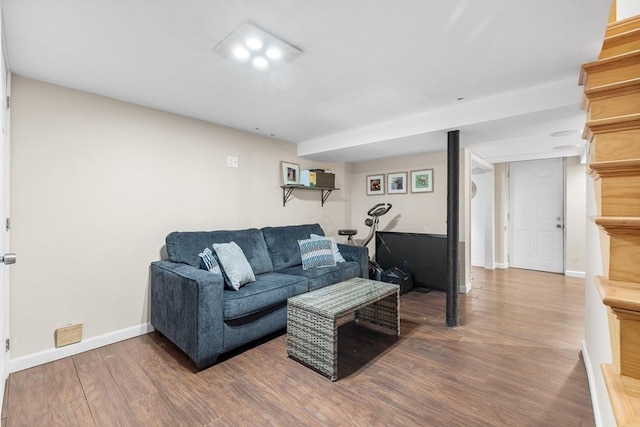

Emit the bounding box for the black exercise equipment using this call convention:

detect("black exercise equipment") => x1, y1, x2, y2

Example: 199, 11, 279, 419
339, 202, 393, 281
339, 202, 392, 246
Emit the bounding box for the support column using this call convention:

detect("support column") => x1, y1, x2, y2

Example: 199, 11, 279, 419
447, 130, 459, 327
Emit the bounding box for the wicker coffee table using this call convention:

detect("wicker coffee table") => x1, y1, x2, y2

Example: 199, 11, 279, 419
287, 277, 399, 381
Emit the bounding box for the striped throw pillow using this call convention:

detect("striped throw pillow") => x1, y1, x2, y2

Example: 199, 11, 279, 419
298, 238, 336, 270
198, 247, 221, 274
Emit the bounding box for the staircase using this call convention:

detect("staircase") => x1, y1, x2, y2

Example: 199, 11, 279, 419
580, 11, 640, 427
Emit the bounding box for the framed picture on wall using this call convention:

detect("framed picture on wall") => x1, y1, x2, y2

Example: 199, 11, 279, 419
387, 172, 407, 194
366, 174, 385, 195
411, 169, 434, 193
281, 161, 300, 185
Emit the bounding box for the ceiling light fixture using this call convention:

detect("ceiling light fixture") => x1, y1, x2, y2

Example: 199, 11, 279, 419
213, 22, 302, 71
246, 38, 263, 50
252, 57, 268, 69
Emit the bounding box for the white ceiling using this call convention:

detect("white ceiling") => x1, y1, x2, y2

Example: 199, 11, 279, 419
1, 0, 612, 163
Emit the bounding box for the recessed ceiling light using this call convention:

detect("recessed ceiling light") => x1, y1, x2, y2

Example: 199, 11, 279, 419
553, 144, 581, 150
550, 129, 580, 137
213, 22, 302, 70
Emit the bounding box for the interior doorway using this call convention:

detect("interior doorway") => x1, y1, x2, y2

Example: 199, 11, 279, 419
508, 158, 564, 273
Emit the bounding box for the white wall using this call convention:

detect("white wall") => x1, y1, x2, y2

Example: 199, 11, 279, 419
471, 172, 487, 267
9, 76, 349, 359
493, 163, 509, 268
583, 159, 615, 426
0, 5, 9, 411
618, 0, 640, 20
565, 157, 586, 277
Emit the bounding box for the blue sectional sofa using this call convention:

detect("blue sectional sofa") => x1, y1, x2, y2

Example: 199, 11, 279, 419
150, 223, 368, 370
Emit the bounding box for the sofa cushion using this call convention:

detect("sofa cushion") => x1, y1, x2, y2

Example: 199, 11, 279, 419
277, 262, 361, 291
213, 242, 256, 290
261, 224, 325, 270
166, 228, 273, 274
298, 238, 336, 270
223, 272, 308, 320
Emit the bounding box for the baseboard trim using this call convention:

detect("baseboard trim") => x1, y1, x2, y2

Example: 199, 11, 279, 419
8, 323, 154, 374
0, 358, 6, 420
495, 262, 509, 269
565, 270, 586, 279
459, 281, 472, 294
582, 339, 603, 427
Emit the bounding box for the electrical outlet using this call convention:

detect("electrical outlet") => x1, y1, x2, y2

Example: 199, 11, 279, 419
227, 156, 239, 168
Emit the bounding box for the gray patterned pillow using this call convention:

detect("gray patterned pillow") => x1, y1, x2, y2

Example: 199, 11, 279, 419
298, 238, 336, 270
213, 241, 256, 290
310, 233, 346, 263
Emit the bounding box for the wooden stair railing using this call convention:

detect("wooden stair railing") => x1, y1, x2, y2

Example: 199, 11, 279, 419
581, 11, 640, 427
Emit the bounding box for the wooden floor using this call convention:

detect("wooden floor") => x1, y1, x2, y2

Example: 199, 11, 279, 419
2, 267, 595, 426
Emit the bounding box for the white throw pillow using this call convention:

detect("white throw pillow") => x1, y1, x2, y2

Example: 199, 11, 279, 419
310, 233, 346, 263
212, 241, 256, 291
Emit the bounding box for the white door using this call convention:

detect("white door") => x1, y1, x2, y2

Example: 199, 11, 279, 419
509, 158, 564, 273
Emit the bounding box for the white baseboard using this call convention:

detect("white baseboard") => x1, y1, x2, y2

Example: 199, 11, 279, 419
565, 270, 586, 279
582, 339, 603, 427
0, 359, 6, 420
459, 281, 472, 294
9, 323, 154, 374
495, 262, 509, 269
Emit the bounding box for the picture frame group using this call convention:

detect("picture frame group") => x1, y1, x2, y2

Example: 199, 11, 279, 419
366, 169, 433, 195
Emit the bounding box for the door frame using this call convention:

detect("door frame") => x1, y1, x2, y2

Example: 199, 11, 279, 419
470, 153, 495, 270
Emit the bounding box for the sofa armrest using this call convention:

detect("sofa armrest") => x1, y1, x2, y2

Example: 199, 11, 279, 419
337, 244, 369, 278
150, 260, 225, 369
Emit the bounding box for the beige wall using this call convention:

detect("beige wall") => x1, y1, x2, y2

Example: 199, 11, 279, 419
10, 76, 349, 357
348, 148, 471, 290
349, 150, 448, 248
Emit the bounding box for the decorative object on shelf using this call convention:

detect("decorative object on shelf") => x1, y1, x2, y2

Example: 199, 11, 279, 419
300, 170, 335, 188
281, 161, 300, 185
366, 174, 385, 196
387, 172, 407, 194
410, 169, 434, 193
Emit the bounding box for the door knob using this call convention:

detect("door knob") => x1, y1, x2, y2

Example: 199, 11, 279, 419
1, 253, 16, 265
556, 224, 563, 229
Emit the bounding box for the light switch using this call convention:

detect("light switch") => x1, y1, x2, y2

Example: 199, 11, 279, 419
227, 156, 239, 168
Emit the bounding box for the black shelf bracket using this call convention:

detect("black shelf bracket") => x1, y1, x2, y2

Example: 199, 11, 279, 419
281, 185, 339, 207
282, 186, 296, 207
320, 189, 333, 206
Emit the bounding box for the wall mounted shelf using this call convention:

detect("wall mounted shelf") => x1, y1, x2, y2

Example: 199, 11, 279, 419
280, 185, 339, 207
